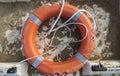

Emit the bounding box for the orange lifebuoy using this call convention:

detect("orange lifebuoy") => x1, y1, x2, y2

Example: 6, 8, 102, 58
21, 3, 95, 75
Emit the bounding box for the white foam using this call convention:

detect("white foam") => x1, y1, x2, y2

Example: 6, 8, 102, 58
5, 30, 21, 44
82, 4, 111, 57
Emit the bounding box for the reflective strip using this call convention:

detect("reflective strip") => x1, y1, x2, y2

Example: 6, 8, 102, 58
32, 56, 44, 68
72, 11, 83, 21
6, 74, 19, 76
75, 52, 87, 64
0, 73, 3, 76
29, 14, 42, 26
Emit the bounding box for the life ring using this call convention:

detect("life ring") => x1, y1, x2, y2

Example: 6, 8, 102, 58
21, 3, 95, 75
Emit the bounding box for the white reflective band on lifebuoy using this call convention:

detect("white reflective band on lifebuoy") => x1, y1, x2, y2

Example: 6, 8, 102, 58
32, 56, 44, 68
75, 52, 87, 64
72, 11, 83, 21
6, 74, 19, 76
29, 14, 42, 26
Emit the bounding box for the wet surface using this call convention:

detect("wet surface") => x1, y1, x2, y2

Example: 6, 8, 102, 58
36, 18, 81, 62
0, 0, 120, 76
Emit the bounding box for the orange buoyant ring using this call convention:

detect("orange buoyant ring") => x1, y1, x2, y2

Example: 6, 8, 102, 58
22, 3, 95, 75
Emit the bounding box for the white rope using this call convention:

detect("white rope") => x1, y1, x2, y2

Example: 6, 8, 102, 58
14, 47, 57, 67
64, 26, 72, 37
16, 0, 96, 66
45, 25, 72, 48
45, 0, 65, 37
47, 22, 88, 45
51, 10, 82, 32
49, 30, 57, 47
64, 23, 88, 42
78, 9, 96, 30
52, 9, 96, 32
42, 22, 88, 56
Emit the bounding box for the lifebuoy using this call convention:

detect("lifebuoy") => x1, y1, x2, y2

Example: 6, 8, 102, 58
21, 3, 95, 75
